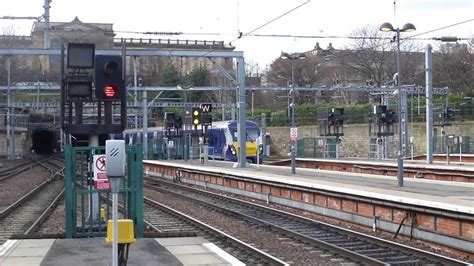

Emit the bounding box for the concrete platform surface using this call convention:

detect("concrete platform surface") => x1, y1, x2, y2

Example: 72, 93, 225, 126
157, 237, 243, 266
0, 237, 243, 266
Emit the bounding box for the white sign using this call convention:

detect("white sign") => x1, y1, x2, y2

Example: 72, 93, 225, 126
290, 127, 298, 142
317, 139, 324, 147
93, 155, 109, 190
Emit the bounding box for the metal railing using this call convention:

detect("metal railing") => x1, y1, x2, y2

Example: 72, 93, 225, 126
114, 38, 226, 48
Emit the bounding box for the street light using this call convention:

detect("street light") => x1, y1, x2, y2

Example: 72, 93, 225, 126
379, 22, 416, 187
280, 52, 306, 174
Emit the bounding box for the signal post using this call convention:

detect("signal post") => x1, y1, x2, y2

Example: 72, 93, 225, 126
368, 105, 397, 160
192, 104, 213, 164
319, 108, 344, 159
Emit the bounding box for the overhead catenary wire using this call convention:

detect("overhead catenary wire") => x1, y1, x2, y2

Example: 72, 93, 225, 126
111, 16, 471, 74
406, 18, 474, 39
230, 0, 311, 43
155, 0, 312, 70
114, 30, 183, 36
116, 20, 473, 42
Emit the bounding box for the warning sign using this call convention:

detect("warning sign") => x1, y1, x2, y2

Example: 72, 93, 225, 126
93, 155, 109, 190
290, 127, 298, 142
94, 180, 109, 190
96, 156, 106, 171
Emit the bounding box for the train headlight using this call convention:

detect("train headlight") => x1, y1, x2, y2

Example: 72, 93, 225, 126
229, 145, 236, 155
259, 144, 263, 153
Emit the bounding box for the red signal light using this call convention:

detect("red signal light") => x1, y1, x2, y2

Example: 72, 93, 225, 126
104, 85, 116, 98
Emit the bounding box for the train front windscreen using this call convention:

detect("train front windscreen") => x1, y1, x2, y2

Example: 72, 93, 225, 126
229, 122, 260, 142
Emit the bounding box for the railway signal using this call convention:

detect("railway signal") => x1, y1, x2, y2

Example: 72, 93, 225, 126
202, 113, 212, 126
95, 55, 125, 101
174, 115, 183, 134
165, 112, 175, 130
445, 107, 455, 122
327, 111, 335, 128
192, 107, 201, 128
385, 109, 397, 124
333, 108, 344, 126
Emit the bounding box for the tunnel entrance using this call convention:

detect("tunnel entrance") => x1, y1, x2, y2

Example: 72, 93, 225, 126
32, 129, 57, 154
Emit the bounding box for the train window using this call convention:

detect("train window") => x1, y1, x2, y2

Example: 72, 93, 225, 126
231, 128, 259, 141
247, 128, 259, 141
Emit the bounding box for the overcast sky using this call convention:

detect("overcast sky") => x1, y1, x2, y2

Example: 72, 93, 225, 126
1, 0, 473, 68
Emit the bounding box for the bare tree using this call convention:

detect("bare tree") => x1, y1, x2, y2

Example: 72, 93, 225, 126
266, 55, 320, 87
139, 56, 174, 86
433, 41, 474, 93
342, 25, 395, 87
245, 60, 261, 77
342, 25, 423, 87
0, 26, 33, 85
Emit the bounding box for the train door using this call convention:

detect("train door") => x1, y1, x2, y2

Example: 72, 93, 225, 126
212, 129, 224, 159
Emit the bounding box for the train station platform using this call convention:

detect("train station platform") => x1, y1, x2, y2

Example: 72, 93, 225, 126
0, 237, 242, 265
147, 160, 474, 209
143, 159, 474, 255
297, 157, 474, 170
269, 157, 474, 182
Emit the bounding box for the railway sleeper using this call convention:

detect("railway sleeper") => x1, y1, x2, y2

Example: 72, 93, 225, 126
335, 242, 368, 248
384, 256, 425, 265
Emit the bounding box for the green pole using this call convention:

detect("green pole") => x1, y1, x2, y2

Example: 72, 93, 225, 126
65, 145, 74, 238
135, 144, 144, 237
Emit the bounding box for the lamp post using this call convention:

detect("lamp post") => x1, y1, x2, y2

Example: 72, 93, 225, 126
379, 22, 416, 187
280, 52, 306, 174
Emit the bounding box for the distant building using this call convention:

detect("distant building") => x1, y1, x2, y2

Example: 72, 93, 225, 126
306, 42, 367, 87
32, 17, 115, 49
1, 17, 235, 85
30, 17, 114, 71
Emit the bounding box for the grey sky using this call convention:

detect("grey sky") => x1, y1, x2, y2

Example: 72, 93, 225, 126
1, 0, 473, 68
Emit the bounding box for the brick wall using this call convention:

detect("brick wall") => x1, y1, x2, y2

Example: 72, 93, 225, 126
144, 162, 474, 257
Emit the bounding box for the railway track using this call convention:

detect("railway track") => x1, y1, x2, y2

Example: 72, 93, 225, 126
0, 179, 64, 245
143, 196, 287, 265
109, 184, 283, 264
145, 177, 470, 265
0, 158, 46, 182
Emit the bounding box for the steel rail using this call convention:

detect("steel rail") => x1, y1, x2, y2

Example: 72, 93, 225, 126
146, 178, 470, 265
24, 189, 65, 235
144, 196, 288, 266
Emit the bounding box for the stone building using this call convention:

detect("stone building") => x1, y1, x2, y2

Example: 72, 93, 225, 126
32, 17, 115, 49
1, 17, 235, 85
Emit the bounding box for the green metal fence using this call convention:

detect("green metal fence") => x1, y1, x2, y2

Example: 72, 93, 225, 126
297, 138, 317, 158
149, 135, 190, 160
64, 144, 143, 238
296, 137, 339, 158
434, 136, 471, 154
